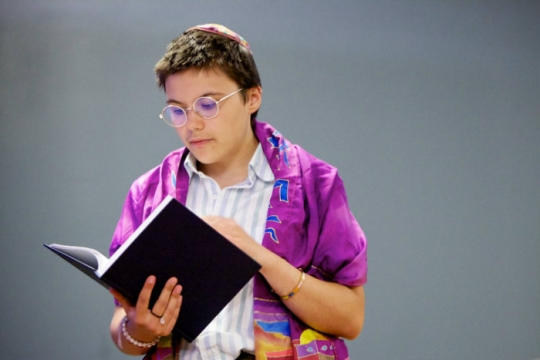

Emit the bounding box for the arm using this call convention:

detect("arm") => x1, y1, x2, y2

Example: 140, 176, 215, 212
109, 276, 183, 355
203, 216, 365, 340
259, 246, 365, 339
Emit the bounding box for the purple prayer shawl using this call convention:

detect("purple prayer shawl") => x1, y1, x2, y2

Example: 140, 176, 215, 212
110, 121, 368, 360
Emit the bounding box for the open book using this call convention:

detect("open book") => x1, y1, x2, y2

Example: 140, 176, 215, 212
44, 195, 261, 342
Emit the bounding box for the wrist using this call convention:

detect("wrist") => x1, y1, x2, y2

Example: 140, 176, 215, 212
260, 254, 307, 300
257, 247, 284, 275
278, 270, 305, 300
120, 317, 160, 349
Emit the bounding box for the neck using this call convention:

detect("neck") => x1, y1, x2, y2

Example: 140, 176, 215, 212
198, 136, 259, 189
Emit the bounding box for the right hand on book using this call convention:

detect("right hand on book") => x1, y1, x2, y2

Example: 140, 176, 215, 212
110, 275, 183, 343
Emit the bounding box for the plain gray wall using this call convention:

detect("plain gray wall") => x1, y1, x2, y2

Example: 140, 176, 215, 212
1, 1, 539, 359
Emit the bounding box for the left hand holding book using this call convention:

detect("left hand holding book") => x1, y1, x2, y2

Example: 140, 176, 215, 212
110, 274, 183, 350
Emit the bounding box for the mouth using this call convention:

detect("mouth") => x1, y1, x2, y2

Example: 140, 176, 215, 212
189, 138, 211, 147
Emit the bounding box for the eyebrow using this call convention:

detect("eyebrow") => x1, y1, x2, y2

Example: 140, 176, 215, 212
166, 91, 224, 106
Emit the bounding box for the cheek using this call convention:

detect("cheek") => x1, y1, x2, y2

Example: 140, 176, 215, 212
174, 128, 188, 143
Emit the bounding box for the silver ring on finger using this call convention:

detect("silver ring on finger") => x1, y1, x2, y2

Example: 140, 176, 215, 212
160, 317, 165, 325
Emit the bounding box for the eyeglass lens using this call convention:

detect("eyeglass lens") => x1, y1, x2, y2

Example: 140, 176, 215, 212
161, 97, 219, 127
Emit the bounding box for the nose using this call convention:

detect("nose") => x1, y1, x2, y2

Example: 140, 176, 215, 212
185, 108, 205, 131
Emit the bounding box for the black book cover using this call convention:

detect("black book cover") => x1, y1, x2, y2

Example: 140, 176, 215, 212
45, 196, 261, 342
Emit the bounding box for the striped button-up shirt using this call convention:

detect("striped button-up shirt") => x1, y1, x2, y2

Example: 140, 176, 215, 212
178, 144, 274, 360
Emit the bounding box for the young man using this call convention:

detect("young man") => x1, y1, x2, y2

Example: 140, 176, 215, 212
109, 24, 367, 360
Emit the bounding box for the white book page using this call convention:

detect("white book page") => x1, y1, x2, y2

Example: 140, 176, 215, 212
49, 243, 109, 272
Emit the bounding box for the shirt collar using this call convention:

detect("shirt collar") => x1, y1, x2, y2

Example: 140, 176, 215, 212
183, 143, 274, 184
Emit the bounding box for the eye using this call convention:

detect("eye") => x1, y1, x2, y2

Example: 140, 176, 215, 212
168, 107, 185, 117
195, 98, 217, 111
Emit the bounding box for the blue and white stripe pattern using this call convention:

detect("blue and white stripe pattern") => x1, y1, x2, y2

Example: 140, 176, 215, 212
178, 144, 274, 359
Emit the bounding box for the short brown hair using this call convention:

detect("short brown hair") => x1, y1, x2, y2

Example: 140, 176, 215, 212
154, 29, 262, 122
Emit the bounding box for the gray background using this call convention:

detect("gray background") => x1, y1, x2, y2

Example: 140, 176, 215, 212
1, 1, 539, 359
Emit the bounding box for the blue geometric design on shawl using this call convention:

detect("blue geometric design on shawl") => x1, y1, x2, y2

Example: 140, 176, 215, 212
267, 131, 290, 168
265, 228, 279, 243
256, 320, 291, 337
273, 179, 289, 202
267, 214, 281, 223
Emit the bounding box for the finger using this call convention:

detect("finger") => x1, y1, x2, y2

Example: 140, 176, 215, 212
135, 275, 157, 319
162, 284, 183, 334
151, 277, 178, 318
200, 215, 217, 221
200, 215, 222, 227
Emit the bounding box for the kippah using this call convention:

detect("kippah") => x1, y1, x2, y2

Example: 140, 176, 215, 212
186, 24, 252, 53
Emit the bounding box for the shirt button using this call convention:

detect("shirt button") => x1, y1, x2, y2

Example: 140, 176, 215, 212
212, 194, 218, 200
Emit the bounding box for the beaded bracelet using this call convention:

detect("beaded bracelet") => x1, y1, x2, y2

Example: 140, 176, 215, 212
279, 271, 306, 300
121, 317, 160, 348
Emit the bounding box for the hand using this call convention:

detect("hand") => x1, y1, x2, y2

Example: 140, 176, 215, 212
110, 276, 183, 343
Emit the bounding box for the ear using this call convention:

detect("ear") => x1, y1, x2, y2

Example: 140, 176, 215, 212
247, 86, 262, 114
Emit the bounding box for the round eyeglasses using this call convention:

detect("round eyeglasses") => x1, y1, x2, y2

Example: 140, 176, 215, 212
159, 88, 243, 128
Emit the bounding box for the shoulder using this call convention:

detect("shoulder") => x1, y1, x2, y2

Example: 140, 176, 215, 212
255, 120, 339, 181
294, 144, 339, 179
129, 147, 187, 201
283, 142, 343, 204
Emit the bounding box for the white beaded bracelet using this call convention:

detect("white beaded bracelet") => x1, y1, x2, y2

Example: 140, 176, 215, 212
121, 317, 161, 348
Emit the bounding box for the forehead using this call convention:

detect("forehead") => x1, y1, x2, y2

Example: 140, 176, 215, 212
164, 67, 235, 93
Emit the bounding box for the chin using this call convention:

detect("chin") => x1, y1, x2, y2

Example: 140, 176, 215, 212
191, 153, 215, 167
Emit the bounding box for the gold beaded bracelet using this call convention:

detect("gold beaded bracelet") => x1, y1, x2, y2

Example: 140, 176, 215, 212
279, 271, 306, 300
121, 317, 160, 348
